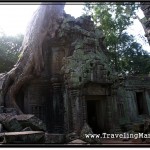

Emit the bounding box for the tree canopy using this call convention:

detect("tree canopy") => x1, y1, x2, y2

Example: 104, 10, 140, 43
0, 33, 23, 73
83, 2, 150, 75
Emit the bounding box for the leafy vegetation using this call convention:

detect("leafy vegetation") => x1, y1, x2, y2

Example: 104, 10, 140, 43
0, 33, 23, 72
83, 2, 150, 75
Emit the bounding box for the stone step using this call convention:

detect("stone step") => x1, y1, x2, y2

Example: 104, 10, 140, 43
0, 131, 45, 144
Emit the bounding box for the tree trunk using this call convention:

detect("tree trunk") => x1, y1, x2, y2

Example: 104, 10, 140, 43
2, 3, 65, 114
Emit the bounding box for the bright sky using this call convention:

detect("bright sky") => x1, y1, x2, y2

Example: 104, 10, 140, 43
0, 4, 84, 35
0, 3, 149, 52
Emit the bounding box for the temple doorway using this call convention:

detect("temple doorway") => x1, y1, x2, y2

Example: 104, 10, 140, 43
86, 96, 107, 133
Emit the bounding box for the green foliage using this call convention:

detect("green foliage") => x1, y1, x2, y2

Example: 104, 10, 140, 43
0, 33, 23, 72
83, 2, 150, 75
119, 34, 150, 74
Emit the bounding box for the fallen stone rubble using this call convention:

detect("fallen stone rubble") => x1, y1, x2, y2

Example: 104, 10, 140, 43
116, 118, 150, 144
0, 108, 46, 144
131, 119, 150, 144
1, 107, 150, 144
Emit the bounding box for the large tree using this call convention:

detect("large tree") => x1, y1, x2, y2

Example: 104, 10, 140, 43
2, 3, 65, 114
83, 2, 150, 74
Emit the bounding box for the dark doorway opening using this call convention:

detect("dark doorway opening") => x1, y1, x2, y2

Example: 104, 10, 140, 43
86, 98, 107, 133
136, 92, 147, 115
87, 100, 99, 133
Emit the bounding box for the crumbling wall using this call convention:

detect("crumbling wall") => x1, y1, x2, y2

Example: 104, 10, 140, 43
115, 75, 150, 132
58, 14, 117, 134
0, 13, 113, 134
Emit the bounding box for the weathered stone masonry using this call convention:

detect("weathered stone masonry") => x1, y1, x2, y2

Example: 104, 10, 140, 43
0, 7, 150, 144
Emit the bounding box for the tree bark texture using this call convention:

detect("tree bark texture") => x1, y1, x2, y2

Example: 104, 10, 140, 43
2, 3, 65, 114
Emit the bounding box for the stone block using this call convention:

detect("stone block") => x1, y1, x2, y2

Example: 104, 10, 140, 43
15, 114, 46, 131
3, 117, 22, 132
0, 113, 23, 132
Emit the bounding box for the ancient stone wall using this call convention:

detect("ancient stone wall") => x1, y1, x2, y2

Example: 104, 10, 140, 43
1, 7, 150, 140
58, 14, 117, 134
115, 75, 150, 132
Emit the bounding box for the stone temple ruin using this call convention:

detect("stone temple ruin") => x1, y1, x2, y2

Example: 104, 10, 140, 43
0, 3, 150, 144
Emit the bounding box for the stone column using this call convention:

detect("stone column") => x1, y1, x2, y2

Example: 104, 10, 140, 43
63, 85, 69, 133
51, 79, 64, 133
107, 86, 120, 132
81, 95, 87, 125
50, 47, 65, 133
106, 96, 113, 131
69, 88, 81, 134
107, 95, 120, 132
